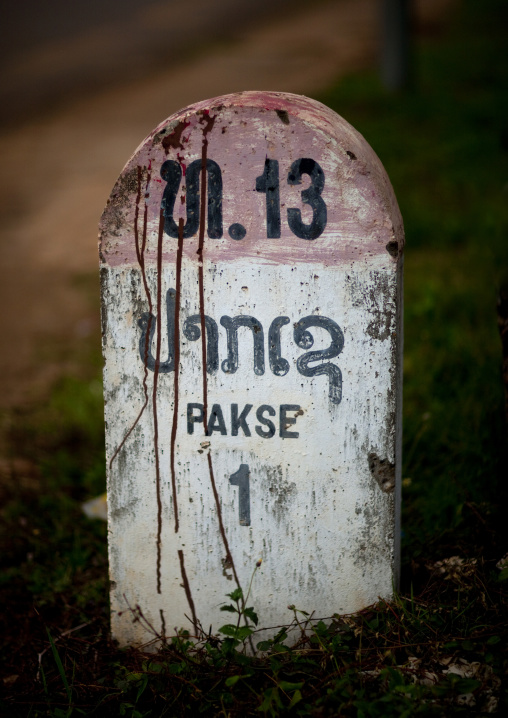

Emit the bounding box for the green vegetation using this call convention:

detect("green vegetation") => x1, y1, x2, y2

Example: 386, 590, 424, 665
1, 0, 507, 714
319, 0, 508, 565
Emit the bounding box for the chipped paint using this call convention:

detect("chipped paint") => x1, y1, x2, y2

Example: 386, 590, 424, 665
100, 91, 404, 648
368, 452, 396, 493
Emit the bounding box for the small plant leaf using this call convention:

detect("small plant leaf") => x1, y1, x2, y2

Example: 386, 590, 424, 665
244, 606, 259, 625
225, 675, 242, 687
257, 686, 284, 713
46, 627, 72, 705
273, 628, 288, 644
218, 624, 253, 641
227, 588, 243, 602
236, 626, 254, 641
220, 604, 237, 613
135, 674, 149, 702
271, 642, 290, 653
279, 680, 304, 692
256, 640, 272, 651
289, 689, 303, 708
498, 567, 508, 581
315, 620, 328, 634
218, 624, 239, 637
221, 637, 240, 655
167, 663, 184, 675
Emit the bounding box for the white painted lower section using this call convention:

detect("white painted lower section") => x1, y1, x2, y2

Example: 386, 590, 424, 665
103, 257, 399, 647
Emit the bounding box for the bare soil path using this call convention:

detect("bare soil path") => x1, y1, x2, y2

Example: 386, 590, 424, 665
0, 0, 455, 408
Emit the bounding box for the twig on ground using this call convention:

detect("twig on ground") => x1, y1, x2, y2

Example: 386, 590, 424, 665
37, 621, 94, 682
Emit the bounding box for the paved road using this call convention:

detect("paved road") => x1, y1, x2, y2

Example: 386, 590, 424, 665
0, 0, 456, 407
0, 0, 306, 126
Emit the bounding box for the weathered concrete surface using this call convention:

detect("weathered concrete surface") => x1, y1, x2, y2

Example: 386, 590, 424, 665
0, 0, 456, 408
101, 91, 404, 646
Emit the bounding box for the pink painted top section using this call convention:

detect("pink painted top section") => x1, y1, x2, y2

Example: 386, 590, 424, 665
99, 91, 403, 269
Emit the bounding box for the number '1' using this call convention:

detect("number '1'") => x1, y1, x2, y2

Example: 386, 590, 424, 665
229, 464, 250, 526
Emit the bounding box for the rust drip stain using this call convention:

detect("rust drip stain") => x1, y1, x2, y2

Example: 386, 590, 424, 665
160, 609, 166, 640
207, 453, 241, 589
141, 178, 149, 260
162, 120, 190, 154
134, 166, 143, 266
196, 111, 242, 595
169, 217, 185, 533
109, 166, 153, 470
178, 549, 198, 632
153, 209, 165, 595
136, 164, 153, 300
197, 128, 209, 433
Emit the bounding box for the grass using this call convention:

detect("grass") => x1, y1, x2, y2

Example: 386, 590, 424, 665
1, 0, 507, 714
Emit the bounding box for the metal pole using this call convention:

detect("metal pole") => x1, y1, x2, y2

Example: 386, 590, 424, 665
381, 0, 411, 91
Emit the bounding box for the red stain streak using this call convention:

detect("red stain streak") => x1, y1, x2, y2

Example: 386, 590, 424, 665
198, 109, 216, 138
108, 166, 152, 471
197, 139, 209, 435
169, 218, 184, 534
133, 166, 143, 267
178, 550, 198, 633
196, 109, 216, 433
139, 168, 152, 297
162, 120, 190, 154
176, 153, 187, 175
152, 209, 165, 595
160, 609, 166, 639
206, 453, 241, 588
196, 111, 242, 595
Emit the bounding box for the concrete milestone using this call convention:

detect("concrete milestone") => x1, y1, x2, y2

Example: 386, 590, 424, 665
99, 91, 404, 647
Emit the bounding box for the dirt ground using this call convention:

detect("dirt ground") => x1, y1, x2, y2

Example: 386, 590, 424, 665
0, 0, 456, 408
